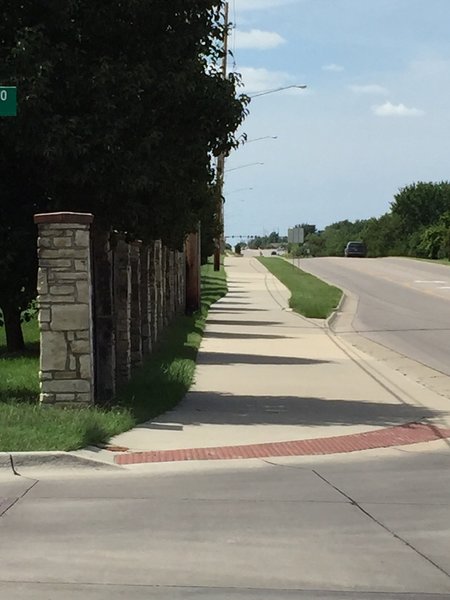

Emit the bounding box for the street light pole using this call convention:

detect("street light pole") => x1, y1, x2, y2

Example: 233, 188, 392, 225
214, 72, 306, 270
214, 1, 229, 271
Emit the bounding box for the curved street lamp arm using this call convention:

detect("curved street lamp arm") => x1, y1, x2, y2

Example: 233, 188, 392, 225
249, 85, 307, 98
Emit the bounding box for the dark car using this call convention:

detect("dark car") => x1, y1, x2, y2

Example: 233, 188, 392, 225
344, 241, 367, 257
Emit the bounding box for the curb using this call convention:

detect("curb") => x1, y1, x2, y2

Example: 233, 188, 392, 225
280, 256, 347, 330
0, 451, 121, 471
326, 290, 347, 330
114, 422, 450, 466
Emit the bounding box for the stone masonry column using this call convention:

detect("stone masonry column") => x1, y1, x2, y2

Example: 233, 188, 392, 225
178, 251, 186, 313
173, 251, 179, 314
114, 236, 131, 386
92, 225, 115, 405
154, 240, 163, 343
165, 247, 174, 325
185, 230, 201, 314
169, 250, 176, 319
140, 244, 151, 355
130, 241, 143, 369
147, 242, 157, 346
162, 245, 169, 327
34, 212, 94, 406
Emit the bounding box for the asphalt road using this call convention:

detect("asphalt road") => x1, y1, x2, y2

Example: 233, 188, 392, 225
297, 257, 450, 376
1, 448, 450, 599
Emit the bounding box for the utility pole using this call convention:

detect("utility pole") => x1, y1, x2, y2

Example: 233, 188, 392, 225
214, 1, 229, 271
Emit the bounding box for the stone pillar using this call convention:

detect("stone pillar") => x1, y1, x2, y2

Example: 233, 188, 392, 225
162, 245, 169, 327
173, 251, 179, 314
154, 240, 163, 342
92, 226, 115, 405
178, 251, 186, 313
185, 230, 201, 314
114, 236, 131, 386
130, 241, 142, 369
169, 250, 176, 319
147, 242, 157, 346
34, 212, 94, 406
165, 247, 174, 325
140, 244, 151, 355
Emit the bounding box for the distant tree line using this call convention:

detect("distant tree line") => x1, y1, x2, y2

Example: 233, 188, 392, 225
247, 231, 287, 249
303, 182, 450, 260
0, 1, 248, 350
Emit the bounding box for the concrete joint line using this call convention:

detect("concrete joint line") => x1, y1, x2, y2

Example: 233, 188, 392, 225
250, 257, 289, 310
0, 466, 39, 518
326, 328, 425, 409
312, 469, 450, 581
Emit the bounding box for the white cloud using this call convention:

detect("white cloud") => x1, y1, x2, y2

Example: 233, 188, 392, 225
322, 63, 345, 72
349, 84, 388, 95
234, 29, 286, 50
372, 101, 425, 117
235, 0, 300, 11
237, 66, 294, 93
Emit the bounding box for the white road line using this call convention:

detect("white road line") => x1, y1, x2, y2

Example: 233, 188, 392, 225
414, 280, 447, 284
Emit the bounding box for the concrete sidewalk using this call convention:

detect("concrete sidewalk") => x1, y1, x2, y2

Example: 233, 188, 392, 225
105, 255, 450, 463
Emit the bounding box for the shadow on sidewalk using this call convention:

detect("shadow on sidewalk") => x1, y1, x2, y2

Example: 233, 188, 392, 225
215, 301, 253, 306
197, 352, 331, 366
206, 319, 283, 327
143, 392, 444, 429
209, 306, 269, 312
203, 332, 292, 340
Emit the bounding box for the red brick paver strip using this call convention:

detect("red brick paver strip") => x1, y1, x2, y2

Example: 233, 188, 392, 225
115, 422, 450, 465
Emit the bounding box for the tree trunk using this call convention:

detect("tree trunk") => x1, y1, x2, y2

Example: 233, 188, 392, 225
2, 304, 25, 353
92, 226, 116, 406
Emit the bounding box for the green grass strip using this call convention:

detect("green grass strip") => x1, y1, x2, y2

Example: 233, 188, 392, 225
257, 257, 342, 319
0, 262, 227, 451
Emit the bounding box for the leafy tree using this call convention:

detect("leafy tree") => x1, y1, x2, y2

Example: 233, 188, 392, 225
391, 182, 450, 235
359, 213, 406, 257
417, 212, 450, 260
0, 158, 47, 351
300, 223, 317, 237
0, 1, 248, 350
320, 220, 366, 256
304, 233, 326, 257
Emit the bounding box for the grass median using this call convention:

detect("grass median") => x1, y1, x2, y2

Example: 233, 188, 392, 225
257, 256, 342, 319
0, 261, 227, 452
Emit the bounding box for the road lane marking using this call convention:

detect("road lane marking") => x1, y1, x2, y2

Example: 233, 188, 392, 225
414, 280, 447, 284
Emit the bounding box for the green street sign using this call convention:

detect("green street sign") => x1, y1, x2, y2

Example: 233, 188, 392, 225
0, 86, 17, 116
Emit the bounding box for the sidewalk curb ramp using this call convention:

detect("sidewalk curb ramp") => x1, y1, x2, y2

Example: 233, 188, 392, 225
0, 452, 121, 471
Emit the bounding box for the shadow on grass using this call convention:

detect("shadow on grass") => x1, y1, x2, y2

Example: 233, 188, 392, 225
81, 421, 111, 448
114, 314, 201, 423
0, 389, 38, 404
0, 341, 40, 359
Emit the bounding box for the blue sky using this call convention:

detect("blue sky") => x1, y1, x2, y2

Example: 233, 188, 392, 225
224, 0, 450, 239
